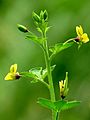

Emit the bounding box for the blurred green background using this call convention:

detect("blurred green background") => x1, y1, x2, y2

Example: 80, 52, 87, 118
0, 0, 90, 120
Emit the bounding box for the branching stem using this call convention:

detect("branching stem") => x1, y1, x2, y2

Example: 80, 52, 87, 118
38, 79, 50, 89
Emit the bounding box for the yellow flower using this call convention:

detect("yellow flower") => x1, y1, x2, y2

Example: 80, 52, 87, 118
59, 72, 69, 99
5, 64, 20, 80
76, 25, 89, 43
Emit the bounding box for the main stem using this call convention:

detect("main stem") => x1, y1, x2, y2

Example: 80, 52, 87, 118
43, 32, 57, 120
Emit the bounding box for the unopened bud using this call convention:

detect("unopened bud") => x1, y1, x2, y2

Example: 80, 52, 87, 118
40, 10, 44, 20
17, 24, 29, 33
32, 12, 40, 23
43, 10, 48, 21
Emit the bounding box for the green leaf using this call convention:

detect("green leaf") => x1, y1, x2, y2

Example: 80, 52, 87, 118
26, 35, 44, 44
37, 27, 42, 34
38, 98, 56, 111
42, 65, 56, 79
54, 100, 67, 111
49, 42, 73, 54
29, 67, 42, 80
30, 79, 38, 83
61, 101, 81, 110
51, 65, 56, 71
21, 67, 43, 81
20, 72, 36, 78
20, 67, 43, 83
45, 26, 50, 33
21, 65, 56, 83
28, 65, 56, 80
20, 72, 38, 83
38, 98, 80, 112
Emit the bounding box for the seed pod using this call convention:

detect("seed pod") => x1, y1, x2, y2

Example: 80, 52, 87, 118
17, 24, 29, 33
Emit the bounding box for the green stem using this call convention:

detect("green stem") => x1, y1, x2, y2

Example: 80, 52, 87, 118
63, 38, 75, 44
56, 112, 59, 120
44, 42, 55, 101
50, 38, 75, 63
42, 32, 57, 120
38, 79, 50, 89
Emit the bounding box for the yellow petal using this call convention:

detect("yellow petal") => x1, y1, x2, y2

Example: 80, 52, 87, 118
81, 33, 89, 43
10, 64, 17, 73
4, 73, 14, 80
76, 25, 83, 37
59, 80, 64, 92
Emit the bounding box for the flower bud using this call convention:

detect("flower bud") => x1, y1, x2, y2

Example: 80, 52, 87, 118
40, 10, 44, 20
17, 24, 29, 33
32, 12, 40, 23
59, 72, 69, 99
43, 10, 48, 21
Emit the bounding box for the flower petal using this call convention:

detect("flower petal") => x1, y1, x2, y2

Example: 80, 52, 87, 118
81, 33, 89, 43
76, 25, 83, 37
10, 64, 17, 73
4, 73, 14, 80
59, 80, 64, 92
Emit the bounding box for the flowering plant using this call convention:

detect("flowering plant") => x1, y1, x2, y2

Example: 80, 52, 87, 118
5, 10, 89, 120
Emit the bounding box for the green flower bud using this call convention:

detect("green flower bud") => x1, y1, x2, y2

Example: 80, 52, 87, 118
32, 12, 40, 23
43, 10, 48, 21
17, 24, 29, 33
40, 10, 44, 20
39, 10, 48, 22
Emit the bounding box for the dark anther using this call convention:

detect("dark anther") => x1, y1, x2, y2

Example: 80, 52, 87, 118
74, 37, 80, 42
15, 74, 21, 79
61, 95, 65, 99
